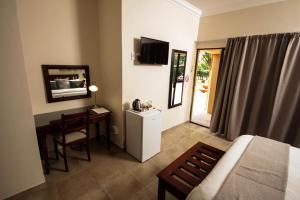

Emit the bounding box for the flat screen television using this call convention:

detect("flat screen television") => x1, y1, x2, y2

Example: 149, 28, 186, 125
139, 37, 169, 65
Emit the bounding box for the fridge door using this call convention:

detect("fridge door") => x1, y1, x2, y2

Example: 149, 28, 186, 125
142, 110, 161, 162
126, 111, 143, 161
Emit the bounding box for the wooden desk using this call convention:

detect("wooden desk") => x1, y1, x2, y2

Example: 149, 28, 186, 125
35, 106, 111, 174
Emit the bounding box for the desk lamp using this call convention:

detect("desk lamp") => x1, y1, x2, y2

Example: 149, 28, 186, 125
88, 84, 98, 108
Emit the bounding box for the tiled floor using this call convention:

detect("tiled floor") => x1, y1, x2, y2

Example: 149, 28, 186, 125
191, 91, 211, 127
9, 123, 231, 200
191, 112, 211, 127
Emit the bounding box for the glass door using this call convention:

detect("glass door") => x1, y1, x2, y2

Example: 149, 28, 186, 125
190, 49, 224, 127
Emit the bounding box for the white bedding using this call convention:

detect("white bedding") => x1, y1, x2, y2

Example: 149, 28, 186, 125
187, 135, 300, 200
51, 88, 87, 98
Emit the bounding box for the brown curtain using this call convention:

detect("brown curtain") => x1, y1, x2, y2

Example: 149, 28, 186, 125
210, 33, 300, 147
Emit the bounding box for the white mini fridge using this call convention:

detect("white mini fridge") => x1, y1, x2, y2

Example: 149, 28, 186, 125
126, 109, 162, 162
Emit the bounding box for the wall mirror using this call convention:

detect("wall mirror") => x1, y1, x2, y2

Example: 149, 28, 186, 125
42, 65, 91, 103
168, 50, 187, 108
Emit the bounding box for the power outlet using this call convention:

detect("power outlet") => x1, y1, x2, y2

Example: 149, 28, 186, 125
112, 125, 119, 135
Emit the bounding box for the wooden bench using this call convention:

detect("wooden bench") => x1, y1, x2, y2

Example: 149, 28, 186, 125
157, 142, 225, 200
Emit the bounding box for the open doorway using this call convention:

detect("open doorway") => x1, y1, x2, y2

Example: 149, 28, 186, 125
190, 48, 224, 127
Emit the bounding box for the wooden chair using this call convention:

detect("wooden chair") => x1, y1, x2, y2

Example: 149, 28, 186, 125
52, 111, 91, 172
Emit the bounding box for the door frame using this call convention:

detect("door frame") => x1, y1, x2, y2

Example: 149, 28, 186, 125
189, 48, 225, 127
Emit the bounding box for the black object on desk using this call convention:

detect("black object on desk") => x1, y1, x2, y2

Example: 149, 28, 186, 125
35, 106, 111, 174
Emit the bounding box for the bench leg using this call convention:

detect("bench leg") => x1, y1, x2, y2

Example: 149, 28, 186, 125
158, 179, 166, 200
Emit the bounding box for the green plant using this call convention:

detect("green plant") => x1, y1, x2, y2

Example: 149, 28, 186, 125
197, 52, 212, 80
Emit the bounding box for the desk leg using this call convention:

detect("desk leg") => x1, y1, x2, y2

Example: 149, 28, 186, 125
96, 122, 100, 141
38, 133, 50, 174
44, 135, 50, 174
106, 114, 111, 149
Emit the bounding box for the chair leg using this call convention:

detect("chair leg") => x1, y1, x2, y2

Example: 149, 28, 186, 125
62, 146, 69, 172
86, 139, 91, 161
53, 140, 59, 160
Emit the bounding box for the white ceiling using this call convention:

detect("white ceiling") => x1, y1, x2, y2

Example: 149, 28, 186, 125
185, 0, 285, 16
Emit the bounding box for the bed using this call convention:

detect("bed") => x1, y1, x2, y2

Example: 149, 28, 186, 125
186, 135, 300, 200
157, 135, 300, 200
51, 88, 87, 98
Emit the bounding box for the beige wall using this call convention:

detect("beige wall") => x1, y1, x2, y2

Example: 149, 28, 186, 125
207, 54, 221, 114
0, 0, 45, 198
197, 40, 227, 49
97, 0, 123, 147
198, 0, 300, 42
122, 0, 200, 131
17, 0, 100, 115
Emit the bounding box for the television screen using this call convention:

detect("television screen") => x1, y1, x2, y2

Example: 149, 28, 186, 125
139, 37, 169, 65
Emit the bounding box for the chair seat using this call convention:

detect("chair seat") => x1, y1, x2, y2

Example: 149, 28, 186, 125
54, 129, 87, 144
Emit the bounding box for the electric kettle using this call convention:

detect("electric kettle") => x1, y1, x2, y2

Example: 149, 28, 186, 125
132, 99, 141, 111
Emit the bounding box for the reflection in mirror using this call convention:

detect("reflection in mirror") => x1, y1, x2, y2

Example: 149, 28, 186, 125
42, 65, 91, 103
48, 69, 87, 98
168, 50, 187, 108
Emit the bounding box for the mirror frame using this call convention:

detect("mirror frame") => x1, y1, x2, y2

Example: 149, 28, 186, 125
42, 65, 91, 103
168, 49, 187, 109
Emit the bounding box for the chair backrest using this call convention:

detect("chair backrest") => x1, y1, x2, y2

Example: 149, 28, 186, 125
61, 110, 90, 143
